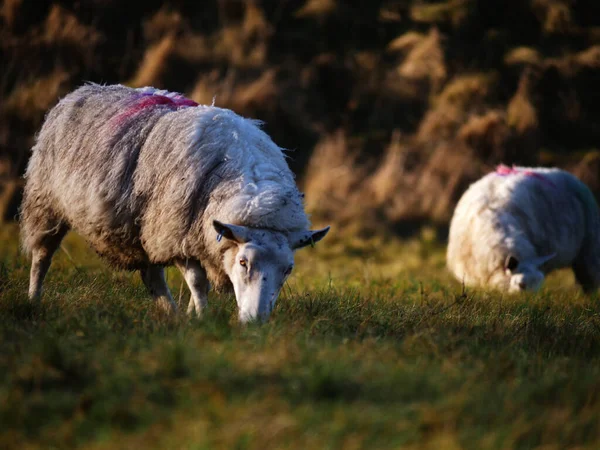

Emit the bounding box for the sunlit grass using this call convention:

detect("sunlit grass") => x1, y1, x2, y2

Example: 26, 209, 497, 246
2, 223, 600, 449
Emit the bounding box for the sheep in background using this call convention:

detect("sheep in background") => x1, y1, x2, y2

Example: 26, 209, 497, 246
20, 83, 329, 322
447, 165, 600, 293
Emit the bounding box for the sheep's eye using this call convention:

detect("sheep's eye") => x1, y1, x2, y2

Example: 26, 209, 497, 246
239, 259, 247, 267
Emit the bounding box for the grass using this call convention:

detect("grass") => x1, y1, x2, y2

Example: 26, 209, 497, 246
2, 223, 600, 449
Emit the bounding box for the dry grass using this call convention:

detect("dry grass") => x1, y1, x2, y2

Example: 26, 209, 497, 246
143, 8, 184, 43
434, 73, 496, 110
216, 5, 270, 68
416, 73, 495, 144
397, 28, 447, 91
404, 142, 479, 222
43, 4, 102, 47
295, 0, 338, 19
457, 110, 511, 160
532, 0, 574, 34
504, 47, 543, 67
304, 128, 484, 228
302, 131, 365, 224
190, 69, 279, 113
302, 63, 537, 229
386, 31, 427, 53
507, 71, 538, 134
409, 0, 471, 27
369, 131, 411, 205
574, 45, 600, 69
129, 35, 176, 88
416, 104, 463, 143
373, 141, 480, 223
131, 3, 271, 89
0, 0, 22, 28
3, 70, 70, 122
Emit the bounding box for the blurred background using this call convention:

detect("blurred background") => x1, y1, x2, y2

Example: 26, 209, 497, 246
1, 0, 599, 238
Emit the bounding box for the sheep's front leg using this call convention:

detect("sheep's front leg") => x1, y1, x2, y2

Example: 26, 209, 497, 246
29, 248, 57, 301
140, 265, 177, 314
175, 259, 209, 317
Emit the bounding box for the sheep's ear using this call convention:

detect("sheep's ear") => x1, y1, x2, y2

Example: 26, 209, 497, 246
213, 220, 250, 244
504, 255, 519, 272
290, 226, 330, 250
528, 253, 556, 268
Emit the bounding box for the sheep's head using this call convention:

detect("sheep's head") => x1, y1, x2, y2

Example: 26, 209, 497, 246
213, 220, 330, 323
503, 254, 554, 293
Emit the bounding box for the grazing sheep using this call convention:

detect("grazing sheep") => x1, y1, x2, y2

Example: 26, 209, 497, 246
447, 165, 600, 293
20, 83, 329, 322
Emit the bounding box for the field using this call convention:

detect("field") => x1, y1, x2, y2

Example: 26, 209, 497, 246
2, 1, 600, 448
2, 224, 600, 449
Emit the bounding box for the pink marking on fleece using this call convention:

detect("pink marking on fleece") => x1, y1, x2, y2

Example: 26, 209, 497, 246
169, 96, 198, 107
112, 92, 198, 125
495, 164, 557, 188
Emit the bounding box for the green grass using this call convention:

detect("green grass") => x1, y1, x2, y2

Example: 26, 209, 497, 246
2, 224, 600, 449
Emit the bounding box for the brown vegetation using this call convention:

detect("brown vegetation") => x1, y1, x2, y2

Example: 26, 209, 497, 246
1, 0, 599, 234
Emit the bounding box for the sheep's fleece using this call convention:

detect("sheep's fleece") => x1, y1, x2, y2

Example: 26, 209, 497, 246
447, 165, 600, 292
21, 83, 313, 292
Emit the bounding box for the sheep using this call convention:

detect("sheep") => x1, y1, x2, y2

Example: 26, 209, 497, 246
447, 164, 600, 293
20, 83, 330, 322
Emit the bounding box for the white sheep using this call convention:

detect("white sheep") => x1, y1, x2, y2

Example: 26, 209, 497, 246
447, 165, 600, 293
20, 83, 329, 322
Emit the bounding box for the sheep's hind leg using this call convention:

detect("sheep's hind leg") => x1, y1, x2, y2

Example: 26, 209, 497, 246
28, 224, 69, 301
572, 258, 600, 294
140, 265, 178, 314
174, 259, 209, 317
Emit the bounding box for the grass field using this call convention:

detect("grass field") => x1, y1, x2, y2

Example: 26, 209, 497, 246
2, 224, 600, 449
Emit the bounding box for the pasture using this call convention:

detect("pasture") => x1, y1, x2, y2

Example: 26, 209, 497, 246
1, 224, 600, 449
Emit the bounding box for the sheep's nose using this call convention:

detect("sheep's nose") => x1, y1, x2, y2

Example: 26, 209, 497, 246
518, 281, 527, 290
